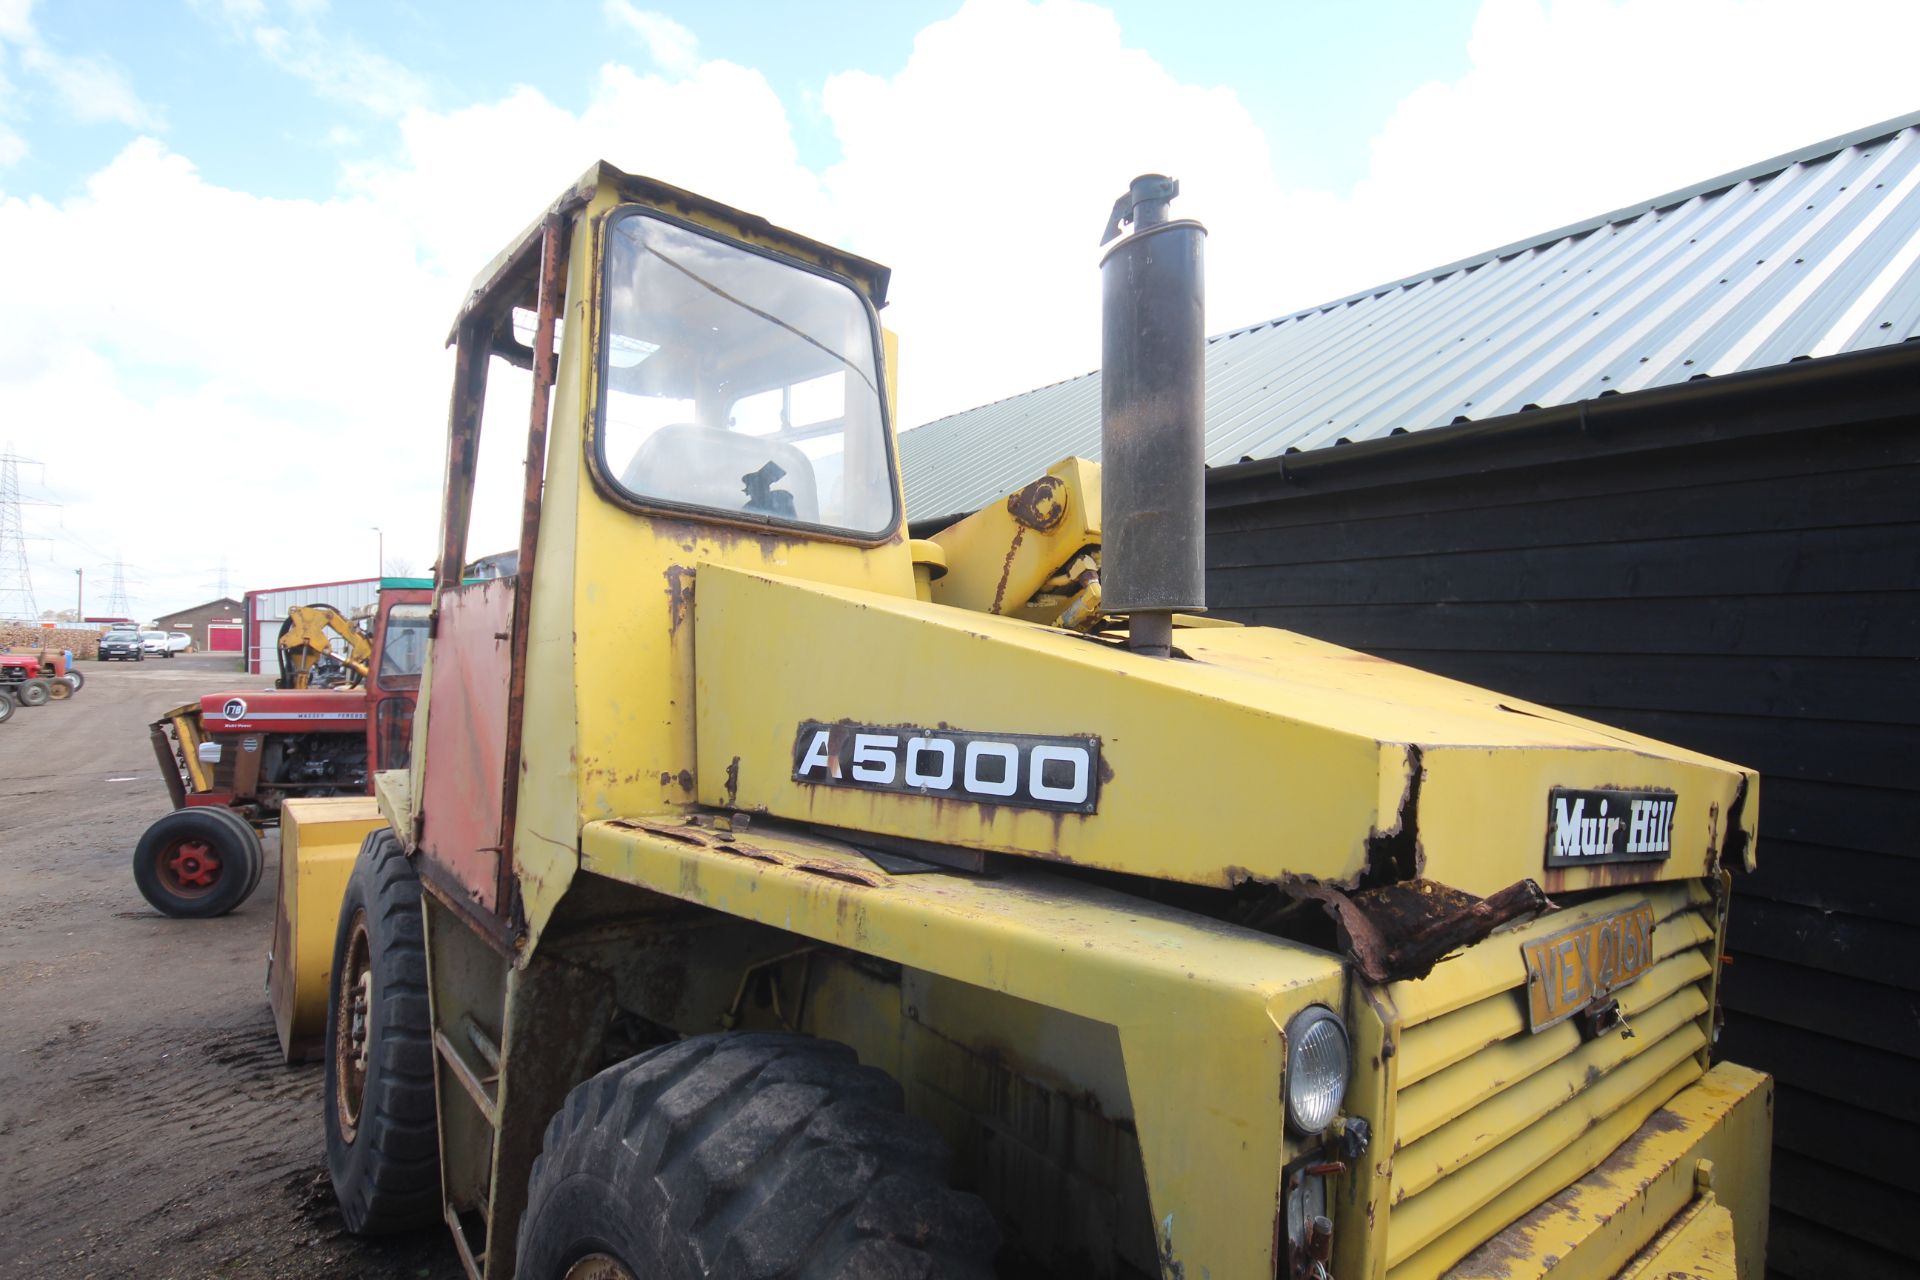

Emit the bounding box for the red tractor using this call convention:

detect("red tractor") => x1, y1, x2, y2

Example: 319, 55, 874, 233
1, 647, 82, 712
133, 586, 430, 917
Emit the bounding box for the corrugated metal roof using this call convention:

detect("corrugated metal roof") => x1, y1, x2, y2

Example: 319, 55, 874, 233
899, 111, 1920, 519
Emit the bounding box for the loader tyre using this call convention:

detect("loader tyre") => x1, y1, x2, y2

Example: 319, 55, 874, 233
517, 1031, 1000, 1280
325, 829, 438, 1234
17, 679, 49, 707
132, 807, 257, 918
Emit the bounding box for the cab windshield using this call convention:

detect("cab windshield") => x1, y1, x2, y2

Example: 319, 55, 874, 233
377, 603, 430, 689
597, 211, 896, 537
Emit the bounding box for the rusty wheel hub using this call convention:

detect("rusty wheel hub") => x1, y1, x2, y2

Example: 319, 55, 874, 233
333, 911, 373, 1143
563, 1256, 636, 1280
162, 840, 220, 894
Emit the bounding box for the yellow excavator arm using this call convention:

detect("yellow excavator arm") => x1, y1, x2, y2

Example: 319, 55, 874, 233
276, 603, 372, 689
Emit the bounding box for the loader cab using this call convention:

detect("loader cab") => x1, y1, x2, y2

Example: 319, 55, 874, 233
405, 164, 912, 935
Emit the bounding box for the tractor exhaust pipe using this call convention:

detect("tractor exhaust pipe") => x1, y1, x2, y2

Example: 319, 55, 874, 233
1099, 174, 1207, 657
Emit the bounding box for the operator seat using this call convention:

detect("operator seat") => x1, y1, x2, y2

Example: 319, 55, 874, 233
620, 424, 820, 523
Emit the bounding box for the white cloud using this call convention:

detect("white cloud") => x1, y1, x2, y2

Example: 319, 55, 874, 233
0, 141, 450, 618
0, 0, 159, 168
605, 2, 702, 78
820, 0, 1289, 422
7, 0, 1920, 620
1327, 0, 1920, 296
199, 0, 427, 117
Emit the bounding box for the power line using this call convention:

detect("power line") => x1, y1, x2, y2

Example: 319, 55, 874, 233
0, 447, 40, 621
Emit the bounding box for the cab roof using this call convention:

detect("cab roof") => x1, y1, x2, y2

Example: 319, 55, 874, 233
448, 162, 892, 346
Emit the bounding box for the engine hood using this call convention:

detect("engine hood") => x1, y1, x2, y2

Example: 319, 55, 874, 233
198, 689, 367, 736
691, 567, 1756, 902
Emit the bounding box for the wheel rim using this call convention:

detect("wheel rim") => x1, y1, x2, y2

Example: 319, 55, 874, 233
563, 1256, 636, 1280
48, 681, 71, 700
158, 838, 222, 897
334, 910, 373, 1143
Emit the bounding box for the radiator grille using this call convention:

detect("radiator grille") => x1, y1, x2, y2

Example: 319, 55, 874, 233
1379, 881, 1720, 1278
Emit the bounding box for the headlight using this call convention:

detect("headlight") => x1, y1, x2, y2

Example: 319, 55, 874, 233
1285, 1005, 1350, 1134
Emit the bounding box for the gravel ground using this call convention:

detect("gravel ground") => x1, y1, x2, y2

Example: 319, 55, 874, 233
0, 653, 461, 1279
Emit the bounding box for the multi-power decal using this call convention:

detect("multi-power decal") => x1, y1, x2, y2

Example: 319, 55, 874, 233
792, 721, 1101, 814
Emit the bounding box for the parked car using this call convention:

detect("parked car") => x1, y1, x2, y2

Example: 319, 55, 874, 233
139, 631, 172, 658
167, 633, 191, 655
99, 631, 144, 661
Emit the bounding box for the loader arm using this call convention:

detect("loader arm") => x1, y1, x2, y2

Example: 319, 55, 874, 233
277, 604, 373, 689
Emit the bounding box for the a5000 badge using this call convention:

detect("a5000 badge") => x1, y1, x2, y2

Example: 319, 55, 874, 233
792, 721, 1101, 814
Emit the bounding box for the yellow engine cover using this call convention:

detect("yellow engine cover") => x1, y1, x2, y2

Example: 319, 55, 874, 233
692, 566, 1755, 900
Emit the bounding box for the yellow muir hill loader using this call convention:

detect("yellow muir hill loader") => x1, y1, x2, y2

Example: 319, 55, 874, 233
295, 166, 1771, 1279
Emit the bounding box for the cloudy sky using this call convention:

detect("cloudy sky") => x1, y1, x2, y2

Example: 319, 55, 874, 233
1, 0, 1914, 623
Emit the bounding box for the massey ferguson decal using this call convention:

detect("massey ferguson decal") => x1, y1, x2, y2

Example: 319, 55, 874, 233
1545, 787, 1677, 867
793, 722, 1101, 814
223, 698, 248, 721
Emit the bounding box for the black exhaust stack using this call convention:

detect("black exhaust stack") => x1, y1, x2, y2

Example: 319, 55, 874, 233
1099, 174, 1207, 657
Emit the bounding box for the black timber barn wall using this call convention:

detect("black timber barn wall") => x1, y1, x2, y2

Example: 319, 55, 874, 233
1203, 349, 1919, 1280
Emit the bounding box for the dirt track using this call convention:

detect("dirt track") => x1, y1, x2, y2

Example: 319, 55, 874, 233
0, 653, 460, 1279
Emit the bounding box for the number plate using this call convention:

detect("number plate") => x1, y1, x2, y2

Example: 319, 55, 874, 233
1521, 902, 1657, 1032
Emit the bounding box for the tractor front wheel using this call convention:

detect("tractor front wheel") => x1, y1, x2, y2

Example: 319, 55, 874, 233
16, 679, 49, 707
516, 1032, 1000, 1280
201, 806, 266, 902
325, 829, 438, 1234
131, 808, 261, 917
47, 679, 71, 700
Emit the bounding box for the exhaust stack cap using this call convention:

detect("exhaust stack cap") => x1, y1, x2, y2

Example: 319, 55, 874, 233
1099, 174, 1207, 657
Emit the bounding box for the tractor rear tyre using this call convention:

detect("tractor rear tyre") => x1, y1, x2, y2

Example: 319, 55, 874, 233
47, 679, 71, 700
64, 668, 84, 691
325, 829, 438, 1235
132, 807, 259, 918
16, 679, 49, 707
0, 694, 11, 723
517, 1032, 1000, 1280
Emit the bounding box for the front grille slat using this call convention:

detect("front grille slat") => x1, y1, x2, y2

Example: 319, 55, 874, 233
1373, 884, 1722, 1280
1396, 945, 1714, 1144
1395, 908, 1713, 1090
1392, 986, 1709, 1202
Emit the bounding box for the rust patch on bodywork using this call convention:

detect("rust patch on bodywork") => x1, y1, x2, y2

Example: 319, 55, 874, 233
1540, 857, 1665, 895
664, 564, 694, 635
991, 526, 1026, 614
793, 860, 884, 887
1720, 773, 1753, 870
1364, 744, 1424, 882
1285, 876, 1555, 985
1006, 474, 1068, 532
